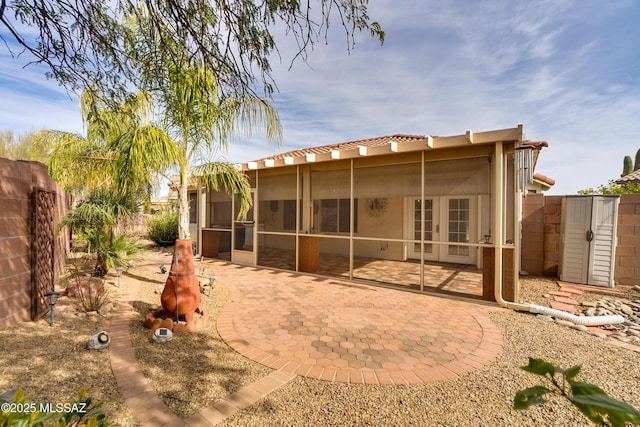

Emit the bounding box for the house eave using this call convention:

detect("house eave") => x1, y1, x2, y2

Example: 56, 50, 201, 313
242, 125, 524, 171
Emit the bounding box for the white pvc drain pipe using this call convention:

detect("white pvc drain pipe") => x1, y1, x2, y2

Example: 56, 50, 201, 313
491, 142, 624, 327
529, 304, 624, 326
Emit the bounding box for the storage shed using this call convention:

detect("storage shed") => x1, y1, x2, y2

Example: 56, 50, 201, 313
560, 195, 620, 287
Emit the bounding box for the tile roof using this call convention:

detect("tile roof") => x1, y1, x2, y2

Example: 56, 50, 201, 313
252, 134, 427, 162
616, 169, 640, 184
522, 140, 548, 149
533, 172, 555, 187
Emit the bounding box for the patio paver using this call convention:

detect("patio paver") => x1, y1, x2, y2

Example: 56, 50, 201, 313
214, 263, 507, 385
108, 255, 508, 425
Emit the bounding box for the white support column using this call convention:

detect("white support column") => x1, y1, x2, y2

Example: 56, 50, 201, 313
295, 165, 300, 271
494, 142, 504, 302
420, 150, 425, 292
349, 159, 354, 280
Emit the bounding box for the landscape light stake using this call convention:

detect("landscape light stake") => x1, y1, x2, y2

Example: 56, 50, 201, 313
116, 267, 123, 288
44, 291, 60, 327
208, 274, 216, 298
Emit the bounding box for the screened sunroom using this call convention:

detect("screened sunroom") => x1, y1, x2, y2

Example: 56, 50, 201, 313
195, 125, 534, 301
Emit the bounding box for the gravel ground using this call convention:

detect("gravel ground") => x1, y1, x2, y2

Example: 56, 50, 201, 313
3, 247, 640, 426
0, 256, 137, 426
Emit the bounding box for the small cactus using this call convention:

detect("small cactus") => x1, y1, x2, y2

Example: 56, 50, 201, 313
622, 155, 633, 177
634, 149, 640, 172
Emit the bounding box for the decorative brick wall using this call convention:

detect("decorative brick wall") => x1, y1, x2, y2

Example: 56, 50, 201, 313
521, 193, 640, 286
0, 158, 70, 326
521, 194, 545, 276
542, 196, 563, 277
616, 194, 640, 285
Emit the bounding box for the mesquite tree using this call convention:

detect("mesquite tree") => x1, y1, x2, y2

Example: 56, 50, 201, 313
1, 0, 384, 100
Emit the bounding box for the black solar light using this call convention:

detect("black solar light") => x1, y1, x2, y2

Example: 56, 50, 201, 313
44, 291, 60, 327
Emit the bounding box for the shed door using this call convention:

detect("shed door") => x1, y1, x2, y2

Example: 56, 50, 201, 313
560, 197, 591, 284
588, 197, 618, 287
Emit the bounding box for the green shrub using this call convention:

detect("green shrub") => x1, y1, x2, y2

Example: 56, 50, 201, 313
514, 357, 640, 426
0, 389, 107, 426
147, 209, 178, 247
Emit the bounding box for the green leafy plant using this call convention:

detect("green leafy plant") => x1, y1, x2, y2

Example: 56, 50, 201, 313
578, 180, 640, 195
514, 358, 640, 426
0, 389, 107, 427
147, 208, 179, 247
60, 189, 140, 276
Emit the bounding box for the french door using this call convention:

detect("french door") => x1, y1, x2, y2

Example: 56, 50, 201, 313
407, 196, 476, 264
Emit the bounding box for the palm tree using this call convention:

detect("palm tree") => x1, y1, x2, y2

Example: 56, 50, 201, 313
154, 64, 282, 239
36, 90, 177, 201
59, 188, 140, 276
35, 90, 177, 275
38, 75, 281, 247
126, 11, 282, 239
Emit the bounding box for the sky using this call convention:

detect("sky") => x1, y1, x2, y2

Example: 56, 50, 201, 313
1, 0, 640, 195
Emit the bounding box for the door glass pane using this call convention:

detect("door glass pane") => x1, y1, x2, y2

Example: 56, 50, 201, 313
448, 198, 469, 256
414, 199, 433, 254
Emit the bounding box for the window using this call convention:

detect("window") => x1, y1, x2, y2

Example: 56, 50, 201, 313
448, 198, 469, 256
319, 199, 357, 233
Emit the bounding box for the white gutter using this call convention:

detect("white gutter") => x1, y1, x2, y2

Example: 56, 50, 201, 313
492, 142, 624, 326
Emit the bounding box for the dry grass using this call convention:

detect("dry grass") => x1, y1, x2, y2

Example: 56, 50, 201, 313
127, 248, 271, 419
0, 254, 136, 426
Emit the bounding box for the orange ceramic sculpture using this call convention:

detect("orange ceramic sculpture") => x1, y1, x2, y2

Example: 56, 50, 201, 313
145, 239, 208, 332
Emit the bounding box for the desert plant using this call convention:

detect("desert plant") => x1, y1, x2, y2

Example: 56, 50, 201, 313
60, 189, 140, 276
0, 388, 107, 427
514, 357, 640, 426
147, 209, 179, 247
67, 260, 109, 313
622, 155, 633, 177
76, 276, 109, 313
635, 149, 640, 172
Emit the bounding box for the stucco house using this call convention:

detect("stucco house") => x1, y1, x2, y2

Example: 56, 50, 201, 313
189, 124, 549, 302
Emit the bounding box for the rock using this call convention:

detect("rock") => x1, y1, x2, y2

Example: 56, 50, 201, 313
634, 285, 640, 292
0, 389, 18, 403
554, 319, 575, 328
619, 304, 634, 316
612, 335, 632, 343
98, 302, 113, 316
65, 277, 105, 299
584, 308, 596, 316
570, 324, 588, 332
581, 301, 597, 308
535, 314, 554, 322
588, 331, 609, 339
542, 294, 550, 299
627, 329, 640, 338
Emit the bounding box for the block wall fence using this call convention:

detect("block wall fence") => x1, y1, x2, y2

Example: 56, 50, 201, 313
0, 158, 70, 326
521, 193, 640, 286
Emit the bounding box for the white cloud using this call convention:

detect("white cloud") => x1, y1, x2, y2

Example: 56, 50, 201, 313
1, 0, 640, 196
